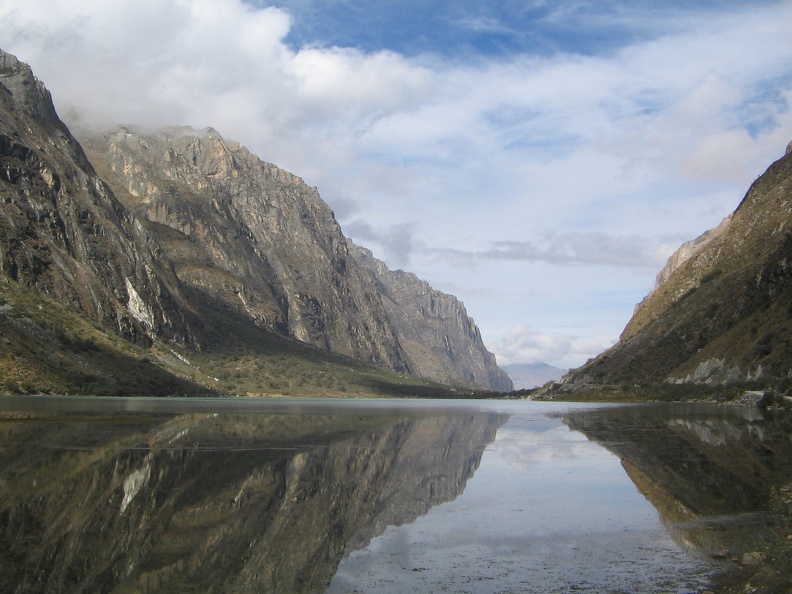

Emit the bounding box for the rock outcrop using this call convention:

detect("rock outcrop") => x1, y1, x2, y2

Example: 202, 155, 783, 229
634, 214, 733, 315
348, 242, 513, 391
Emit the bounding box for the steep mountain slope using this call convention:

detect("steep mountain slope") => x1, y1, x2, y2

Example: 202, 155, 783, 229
80, 125, 409, 372
0, 50, 196, 348
348, 242, 513, 391
0, 49, 508, 396
557, 143, 792, 398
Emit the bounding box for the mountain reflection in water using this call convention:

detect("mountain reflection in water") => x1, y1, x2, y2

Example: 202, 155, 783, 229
0, 397, 506, 593
562, 403, 792, 559
3, 398, 791, 593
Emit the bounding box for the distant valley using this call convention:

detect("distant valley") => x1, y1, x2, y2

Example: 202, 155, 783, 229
4, 44, 792, 404
501, 362, 566, 390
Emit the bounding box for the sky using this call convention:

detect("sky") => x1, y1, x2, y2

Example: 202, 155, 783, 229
1, 0, 791, 370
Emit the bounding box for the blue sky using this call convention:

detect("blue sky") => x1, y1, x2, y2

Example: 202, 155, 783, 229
265, 0, 772, 57
1, 0, 791, 370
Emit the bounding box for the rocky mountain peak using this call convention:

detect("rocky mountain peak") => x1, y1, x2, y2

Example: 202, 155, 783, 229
1, 49, 195, 347
0, 50, 54, 121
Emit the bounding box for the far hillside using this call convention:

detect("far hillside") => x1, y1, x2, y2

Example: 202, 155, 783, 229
545, 142, 792, 404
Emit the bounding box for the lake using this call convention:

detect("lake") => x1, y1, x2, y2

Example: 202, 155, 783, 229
1, 396, 790, 593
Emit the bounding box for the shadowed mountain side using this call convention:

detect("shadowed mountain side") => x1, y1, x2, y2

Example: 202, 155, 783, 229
0, 407, 507, 593
348, 242, 513, 392
0, 263, 474, 398
0, 51, 197, 349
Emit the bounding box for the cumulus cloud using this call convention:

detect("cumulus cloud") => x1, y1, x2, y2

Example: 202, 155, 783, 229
0, 0, 434, 173
493, 325, 613, 368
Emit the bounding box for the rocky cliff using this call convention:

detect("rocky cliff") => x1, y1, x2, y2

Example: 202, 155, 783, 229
80, 125, 409, 372
556, 143, 792, 397
0, 51, 195, 348
348, 242, 513, 391
0, 49, 512, 394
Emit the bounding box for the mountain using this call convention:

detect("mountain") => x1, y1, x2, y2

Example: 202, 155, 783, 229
553, 142, 792, 400
501, 362, 566, 390
79, 125, 409, 373
348, 242, 513, 391
0, 49, 509, 395
0, 50, 196, 349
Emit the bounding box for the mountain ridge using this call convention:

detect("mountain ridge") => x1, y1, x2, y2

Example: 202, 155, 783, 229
0, 48, 510, 395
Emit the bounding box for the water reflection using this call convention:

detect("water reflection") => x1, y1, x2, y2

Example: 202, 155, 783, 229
329, 403, 719, 594
2, 398, 790, 593
0, 398, 506, 593
562, 403, 792, 559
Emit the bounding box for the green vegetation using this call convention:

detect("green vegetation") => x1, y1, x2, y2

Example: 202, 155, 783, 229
0, 277, 485, 398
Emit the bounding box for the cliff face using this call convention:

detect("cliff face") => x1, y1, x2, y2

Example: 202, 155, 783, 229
559, 144, 792, 393
0, 51, 195, 347
348, 242, 513, 391
80, 126, 410, 372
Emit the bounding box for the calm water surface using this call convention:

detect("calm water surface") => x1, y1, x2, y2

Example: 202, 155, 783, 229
1, 396, 790, 593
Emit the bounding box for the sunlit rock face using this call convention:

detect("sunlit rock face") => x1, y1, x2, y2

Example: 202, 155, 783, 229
0, 408, 506, 593
81, 126, 410, 372
2, 49, 511, 389
348, 241, 513, 391
0, 50, 195, 346
563, 404, 792, 556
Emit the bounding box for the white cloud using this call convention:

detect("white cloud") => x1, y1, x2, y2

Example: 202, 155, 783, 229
492, 324, 612, 369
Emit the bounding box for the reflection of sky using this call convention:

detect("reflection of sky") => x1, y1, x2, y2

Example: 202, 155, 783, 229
419, 415, 654, 538
329, 407, 712, 593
